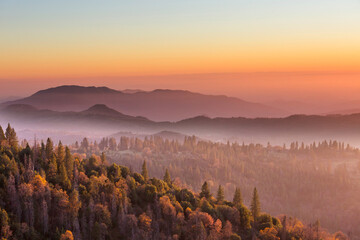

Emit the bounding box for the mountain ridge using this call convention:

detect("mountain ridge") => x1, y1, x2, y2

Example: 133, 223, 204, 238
2, 85, 289, 121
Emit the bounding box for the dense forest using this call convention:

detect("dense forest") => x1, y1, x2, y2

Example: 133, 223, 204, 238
69, 135, 360, 239
0, 124, 351, 239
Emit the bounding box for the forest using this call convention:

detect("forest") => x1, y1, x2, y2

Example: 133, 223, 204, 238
69, 134, 360, 239
0, 124, 350, 240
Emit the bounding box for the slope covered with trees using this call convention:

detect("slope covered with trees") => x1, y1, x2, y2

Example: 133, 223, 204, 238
72, 135, 360, 239
0, 124, 348, 239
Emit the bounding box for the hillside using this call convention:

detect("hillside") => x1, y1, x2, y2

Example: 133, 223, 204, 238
0, 124, 348, 240
1, 85, 288, 121
74, 134, 360, 239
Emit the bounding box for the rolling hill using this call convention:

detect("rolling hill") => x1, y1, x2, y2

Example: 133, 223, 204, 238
3, 102, 360, 146
1, 85, 289, 121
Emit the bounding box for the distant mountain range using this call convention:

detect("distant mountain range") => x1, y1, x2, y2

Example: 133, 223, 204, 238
3, 101, 360, 145
1, 85, 288, 121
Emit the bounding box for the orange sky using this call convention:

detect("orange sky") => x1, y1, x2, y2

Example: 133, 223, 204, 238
1, 1, 360, 103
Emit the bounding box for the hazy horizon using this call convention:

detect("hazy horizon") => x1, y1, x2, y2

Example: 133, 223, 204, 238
1, 71, 360, 106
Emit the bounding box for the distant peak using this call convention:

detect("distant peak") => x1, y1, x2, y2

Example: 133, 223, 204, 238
84, 104, 119, 114
34, 85, 119, 95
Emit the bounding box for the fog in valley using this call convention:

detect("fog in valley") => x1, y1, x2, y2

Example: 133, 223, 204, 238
1, 86, 360, 239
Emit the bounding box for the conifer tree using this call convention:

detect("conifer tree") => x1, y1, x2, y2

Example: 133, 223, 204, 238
57, 141, 65, 165
5, 123, 12, 141
216, 185, 225, 203
5, 123, 18, 149
65, 146, 74, 181
251, 187, 261, 223
0, 125, 5, 143
59, 162, 71, 190
48, 155, 58, 184
45, 138, 54, 159
163, 168, 171, 185
200, 181, 211, 199
101, 152, 106, 164
233, 187, 243, 207
142, 160, 148, 181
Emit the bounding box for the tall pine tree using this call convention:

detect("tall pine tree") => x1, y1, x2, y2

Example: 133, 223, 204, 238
251, 187, 261, 223
200, 181, 212, 199
0, 125, 5, 143
233, 187, 243, 207
216, 185, 225, 204
65, 146, 74, 181
142, 160, 148, 182
45, 138, 54, 160
57, 141, 65, 165
163, 169, 171, 185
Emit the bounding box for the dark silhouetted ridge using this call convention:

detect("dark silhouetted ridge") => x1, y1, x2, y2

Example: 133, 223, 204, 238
33, 85, 119, 95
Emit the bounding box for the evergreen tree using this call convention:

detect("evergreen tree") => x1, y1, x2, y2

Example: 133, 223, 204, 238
5, 123, 12, 141
5, 123, 18, 149
65, 146, 74, 181
0, 125, 5, 143
216, 185, 225, 203
80, 137, 89, 152
57, 141, 65, 165
45, 138, 54, 159
163, 168, 171, 185
200, 181, 211, 199
101, 152, 106, 164
142, 160, 148, 181
233, 187, 243, 207
48, 155, 58, 184
59, 162, 71, 190
251, 187, 261, 223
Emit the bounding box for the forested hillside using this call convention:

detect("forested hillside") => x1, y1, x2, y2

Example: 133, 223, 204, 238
0, 124, 349, 239
71, 135, 360, 239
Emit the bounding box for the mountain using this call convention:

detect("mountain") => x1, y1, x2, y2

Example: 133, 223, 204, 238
4, 102, 360, 146
110, 130, 190, 142
1, 85, 289, 121
0, 104, 160, 138
172, 113, 360, 145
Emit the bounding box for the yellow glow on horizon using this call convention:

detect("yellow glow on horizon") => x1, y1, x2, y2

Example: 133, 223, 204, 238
1, 39, 360, 79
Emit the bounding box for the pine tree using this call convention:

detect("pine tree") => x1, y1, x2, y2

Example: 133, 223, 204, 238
48, 155, 58, 184
250, 187, 261, 223
57, 141, 65, 165
5, 123, 18, 149
65, 147, 74, 181
142, 160, 148, 181
0, 125, 5, 143
200, 181, 211, 199
45, 138, 54, 159
163, 169, 171, 185
5, 123, 12, 141
59, 163, 71, 191
216, 185, 225, 203
101, 152, 106, 164
233, 187, 243, 207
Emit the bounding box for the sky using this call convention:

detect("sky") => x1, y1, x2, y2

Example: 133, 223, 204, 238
1, 0, 360, 102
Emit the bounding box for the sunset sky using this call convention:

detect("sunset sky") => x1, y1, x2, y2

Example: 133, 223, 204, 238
1, 0, 360, 102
